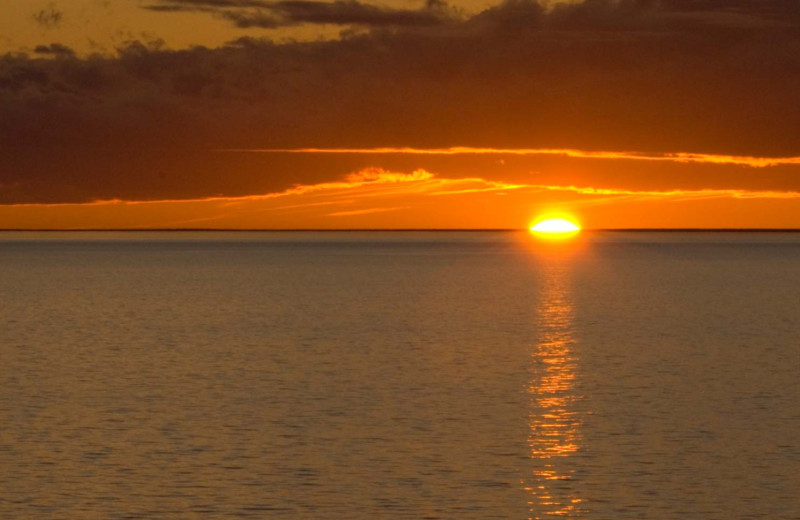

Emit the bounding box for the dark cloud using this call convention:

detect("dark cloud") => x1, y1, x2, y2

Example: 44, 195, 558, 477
34, 43, 76, 57
664, 0, 800, 19
32, 5, 63, 28
152, 0, 275, 8
2, 0, 800, 204
143, 0, 275, 12
143, 0, 457, 28
474, 0, 800, 31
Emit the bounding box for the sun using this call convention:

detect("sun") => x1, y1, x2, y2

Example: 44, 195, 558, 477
530, 217, 581, 235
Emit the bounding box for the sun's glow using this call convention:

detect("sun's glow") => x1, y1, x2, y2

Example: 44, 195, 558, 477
530, 218, 581, 234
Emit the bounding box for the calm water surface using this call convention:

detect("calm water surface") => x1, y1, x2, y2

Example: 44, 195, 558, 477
1, 231, 798, 519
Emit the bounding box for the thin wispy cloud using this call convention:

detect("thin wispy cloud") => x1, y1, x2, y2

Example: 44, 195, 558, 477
4, 167, 800, 228
327, 206, 408, 217
539, 185, 800, 201
32, 4, 63, 28
142, 0, 457, 28
5, 168, 800, 210
220, 147, 800, 169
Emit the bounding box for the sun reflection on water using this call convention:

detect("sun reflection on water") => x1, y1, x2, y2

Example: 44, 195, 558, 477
524, 258, 585, 519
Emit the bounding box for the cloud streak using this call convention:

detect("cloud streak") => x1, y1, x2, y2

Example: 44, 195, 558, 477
220, 147, 800, 168
327, 206, 407, 216
3, 167, 800, 229
143, 0, 457, 28
5, 168, 800, 209
538, 184, 800, 201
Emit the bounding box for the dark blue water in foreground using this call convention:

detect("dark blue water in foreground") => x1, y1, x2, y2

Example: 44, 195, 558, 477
1, 231, 798, 519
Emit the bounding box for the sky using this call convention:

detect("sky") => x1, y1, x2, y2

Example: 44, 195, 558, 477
2, 0, 800, 229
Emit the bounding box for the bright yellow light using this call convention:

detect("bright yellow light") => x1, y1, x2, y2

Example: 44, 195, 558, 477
530, 218, 581, 234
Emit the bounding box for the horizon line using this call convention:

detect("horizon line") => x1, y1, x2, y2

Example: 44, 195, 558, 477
2, 228, 800, 233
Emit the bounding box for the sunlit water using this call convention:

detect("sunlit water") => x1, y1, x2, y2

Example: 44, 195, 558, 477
1, 231, 798, 519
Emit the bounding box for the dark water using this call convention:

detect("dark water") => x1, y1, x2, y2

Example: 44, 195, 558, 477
1, 231, 798, 519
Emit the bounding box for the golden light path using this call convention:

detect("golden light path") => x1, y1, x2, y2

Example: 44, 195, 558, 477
530, 219, 581, 235
525, 251, 585, 519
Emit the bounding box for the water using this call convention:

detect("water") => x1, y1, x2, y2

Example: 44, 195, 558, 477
1, 231, 798, 519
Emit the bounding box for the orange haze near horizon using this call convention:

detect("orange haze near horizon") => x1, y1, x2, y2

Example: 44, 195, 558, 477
3, 167, 800, 230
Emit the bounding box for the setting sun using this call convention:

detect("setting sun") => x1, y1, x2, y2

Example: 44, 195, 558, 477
530, 218, 581, 234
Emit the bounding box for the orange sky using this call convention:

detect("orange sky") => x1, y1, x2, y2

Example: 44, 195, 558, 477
2, 0, 800, 229
3, 163, 800, 229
